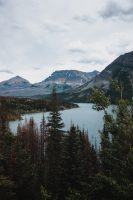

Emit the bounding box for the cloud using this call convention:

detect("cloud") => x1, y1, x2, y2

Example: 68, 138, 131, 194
43, 21, 68, 33
105, 31, 133, 53
79, 58, 107, 65
100, 1, 133, 21
0, 0, 133, 82
33, 67, 41, 70
68, 48, 86, 54
67, 41, 88, 55
0, 69, 14, 74
73, 15, 95, 23
0, 0, 5, 6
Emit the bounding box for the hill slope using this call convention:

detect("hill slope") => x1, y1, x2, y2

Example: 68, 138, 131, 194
67, 51, 133, 102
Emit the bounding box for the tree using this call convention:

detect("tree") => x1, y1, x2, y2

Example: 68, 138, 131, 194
45, 87, 64, 199
12, 137, 38, 200
40, 185, 51, 200
91, 89, 133, 199
61, 125, 99, 200
0, 175, 16, 200
0, 99, 16, 200
91, 88, 110, 113
40, 114, 48, 162
17, 118, 39, 163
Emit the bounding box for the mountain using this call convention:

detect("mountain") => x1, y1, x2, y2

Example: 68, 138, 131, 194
34, 70, 99, 88
1, 51, 133, 100
67, 51, 133, 102
2, 50, 133, 100
0, 70, 99, 97
0, 76, 32, 96
0, 76, 31, 88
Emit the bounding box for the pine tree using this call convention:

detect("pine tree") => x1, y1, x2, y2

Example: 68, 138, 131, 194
61, 125, 99, 200
91, 89, 133, 199
45, 87, 64, 199
13, 137, 38, 200
0, 175, 16, 200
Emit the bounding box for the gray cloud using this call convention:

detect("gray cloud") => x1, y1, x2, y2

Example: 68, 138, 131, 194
79, 58, 107, 65
68, 48, 86, 54
43, 22, 68, 33
100, 1, 133, 21
33, 67, 41, 70
73, 15, 95, 23
0, 0, 133, 83
0, 0, 5, 6
0, 69, 14, 74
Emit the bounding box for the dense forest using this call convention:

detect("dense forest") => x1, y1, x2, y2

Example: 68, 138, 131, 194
1, 88, 133, 200
0, 96, 78, 121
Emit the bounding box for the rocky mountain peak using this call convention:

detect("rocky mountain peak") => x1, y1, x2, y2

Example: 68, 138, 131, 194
0, 76, 31, 87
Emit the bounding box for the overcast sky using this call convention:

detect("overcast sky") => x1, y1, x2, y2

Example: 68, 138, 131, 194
0, 0, 133, 83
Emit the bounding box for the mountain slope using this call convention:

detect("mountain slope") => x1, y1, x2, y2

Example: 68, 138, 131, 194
0, 76, 31, 88
0, 70, 99, 97
35, 70, 99, 88
67, 51, 133, 101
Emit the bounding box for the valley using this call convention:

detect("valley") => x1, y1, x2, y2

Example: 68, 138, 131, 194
1, 0, 133, 198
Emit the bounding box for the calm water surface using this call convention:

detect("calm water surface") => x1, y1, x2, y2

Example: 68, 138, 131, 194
9, 103, 112, 143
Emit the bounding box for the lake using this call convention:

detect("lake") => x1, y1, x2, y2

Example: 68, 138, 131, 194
9, 103, 112, 144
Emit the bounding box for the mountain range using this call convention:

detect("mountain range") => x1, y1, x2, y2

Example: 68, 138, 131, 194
0, 70, 99, 97
0, 51, 133, 101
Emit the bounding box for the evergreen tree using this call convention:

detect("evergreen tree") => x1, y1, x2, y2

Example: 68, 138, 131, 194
0, 175, 16, 200
14, 136, 40, 200
0, 99, 16, 200
38, 114, 48, 189
61, 125, 99, 200
45, 87, 64, 199
91, 89, 133, 200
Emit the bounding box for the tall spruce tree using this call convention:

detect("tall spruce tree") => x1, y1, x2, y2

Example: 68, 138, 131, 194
45, 87, 64, 199
90, 88, 133, 200
61, 125, 99, 200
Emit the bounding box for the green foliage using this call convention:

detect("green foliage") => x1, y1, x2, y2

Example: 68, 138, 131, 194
3, 86, 133, 200
91, 88, 133, 199
65, 189, 81, 200
13, 139, 38, 200
91, 88, 110, 111
40, 185, 51, 200
61, 125, 98, 200
44, 87, 65, 199
90, 174, 120, 200
0, 97, 78, 121
0, 175, 16, 200
108, 71, 133, 103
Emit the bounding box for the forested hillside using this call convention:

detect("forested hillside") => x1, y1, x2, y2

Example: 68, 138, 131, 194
0, 97, 78, 121
1, 89, 133, 199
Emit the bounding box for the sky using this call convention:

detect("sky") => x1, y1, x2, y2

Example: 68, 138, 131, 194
0, 0, 133, 83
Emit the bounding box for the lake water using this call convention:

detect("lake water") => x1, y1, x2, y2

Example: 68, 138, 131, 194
9, 103, 112, 144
